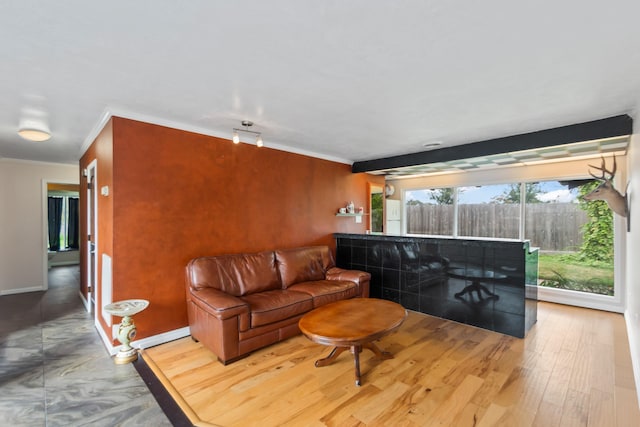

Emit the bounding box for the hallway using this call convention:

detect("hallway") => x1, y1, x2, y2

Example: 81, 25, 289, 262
0, 266, 170, 426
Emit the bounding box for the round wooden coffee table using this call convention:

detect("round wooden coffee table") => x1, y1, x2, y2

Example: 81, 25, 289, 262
299, 298, 407, 386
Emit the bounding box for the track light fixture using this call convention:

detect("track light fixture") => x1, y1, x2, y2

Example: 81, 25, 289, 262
232, 120, 263, 147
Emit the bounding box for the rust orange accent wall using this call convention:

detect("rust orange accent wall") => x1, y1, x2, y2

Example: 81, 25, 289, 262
80, 117, 383, 342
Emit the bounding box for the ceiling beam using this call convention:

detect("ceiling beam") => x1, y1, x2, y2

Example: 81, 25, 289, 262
352, 115, 633, 173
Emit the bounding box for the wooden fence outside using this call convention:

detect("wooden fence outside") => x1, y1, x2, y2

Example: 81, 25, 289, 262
406, 203, 588, 251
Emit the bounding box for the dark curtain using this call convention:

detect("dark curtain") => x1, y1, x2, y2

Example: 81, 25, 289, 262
67, 197, 79, 249
48, 197, 63, 251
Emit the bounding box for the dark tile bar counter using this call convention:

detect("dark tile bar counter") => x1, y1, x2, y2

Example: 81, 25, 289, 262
335, 233, 538, 338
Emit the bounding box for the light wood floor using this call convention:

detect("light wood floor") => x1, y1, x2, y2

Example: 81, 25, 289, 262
141, 302, 640, 427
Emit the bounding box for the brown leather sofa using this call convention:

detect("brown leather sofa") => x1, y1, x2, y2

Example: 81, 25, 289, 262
185, 246, 371, 364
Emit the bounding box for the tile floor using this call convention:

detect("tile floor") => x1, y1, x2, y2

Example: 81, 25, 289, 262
0, 266, 171, 427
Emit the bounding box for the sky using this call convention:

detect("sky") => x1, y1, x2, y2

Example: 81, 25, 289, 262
406, 181, 581, 204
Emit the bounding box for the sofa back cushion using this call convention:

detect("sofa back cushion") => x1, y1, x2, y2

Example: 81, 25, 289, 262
186, 251, 280, 296
275, 246, 335, 288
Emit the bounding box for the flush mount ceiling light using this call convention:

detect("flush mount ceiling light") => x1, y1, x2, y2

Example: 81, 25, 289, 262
232, 120, 264, 147
18, 119, 51, 142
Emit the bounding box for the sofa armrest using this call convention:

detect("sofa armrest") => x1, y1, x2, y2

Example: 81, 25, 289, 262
326, 267, 371, 298
190, 288, 249, 320
326, 267, 370, 283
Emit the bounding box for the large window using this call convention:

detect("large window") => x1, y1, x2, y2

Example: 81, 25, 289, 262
458, 184, 519, 239
405, 188, 454, 236
526, 180, 613, 296
524, 181, 584, 251
405, 179, 615, 297
406, 184, 522, 239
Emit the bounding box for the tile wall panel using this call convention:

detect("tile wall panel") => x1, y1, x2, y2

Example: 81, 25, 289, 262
335, 233, 538, 338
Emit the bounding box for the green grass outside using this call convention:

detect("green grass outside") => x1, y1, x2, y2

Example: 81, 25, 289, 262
537, 252, 614, 296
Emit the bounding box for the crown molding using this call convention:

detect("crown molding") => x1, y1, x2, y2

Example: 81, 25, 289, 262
81, 107, 353, 166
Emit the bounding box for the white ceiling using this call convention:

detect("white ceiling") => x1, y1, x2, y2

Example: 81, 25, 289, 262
2, 1, 640, 166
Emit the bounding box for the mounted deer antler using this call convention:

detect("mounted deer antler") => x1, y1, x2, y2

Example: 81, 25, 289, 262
583, 155, 628, 218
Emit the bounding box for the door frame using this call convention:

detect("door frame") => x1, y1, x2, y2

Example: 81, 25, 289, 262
368, 183, 384, 233
41, 178, 80, 292
85, 160, 98, 314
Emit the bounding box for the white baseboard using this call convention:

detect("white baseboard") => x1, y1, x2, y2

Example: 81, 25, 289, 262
96, 321, 191, 356
0, 285, 45, 296
625, 309, 640, 406
95, 319, 116, 355
133, 326, 191, 350
78, 291, 90, 312
50, 261, 80, 267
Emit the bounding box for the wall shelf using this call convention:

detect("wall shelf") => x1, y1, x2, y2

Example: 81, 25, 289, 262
336, 212, 367, 223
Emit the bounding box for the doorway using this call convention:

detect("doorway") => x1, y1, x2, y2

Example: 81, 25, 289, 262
369, 184, 384, 233
43, 180, 80, 290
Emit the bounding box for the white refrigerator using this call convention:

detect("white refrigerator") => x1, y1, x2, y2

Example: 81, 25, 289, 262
386, 199, 401, 234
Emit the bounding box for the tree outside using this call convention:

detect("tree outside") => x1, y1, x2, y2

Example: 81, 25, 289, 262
537, 180, 614, 295
430, 188, 455, 205
371, 193, 383, 232
492, 183, 543, 204
577, 181, 613, 263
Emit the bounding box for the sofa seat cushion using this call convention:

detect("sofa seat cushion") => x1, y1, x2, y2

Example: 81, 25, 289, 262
240, 290, 313, 328
288, 280, 358, 307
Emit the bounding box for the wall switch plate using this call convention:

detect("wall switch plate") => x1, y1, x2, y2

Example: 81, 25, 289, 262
101, 185, 109, 196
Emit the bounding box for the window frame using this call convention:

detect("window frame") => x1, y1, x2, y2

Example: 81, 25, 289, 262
395, 157, 627, 313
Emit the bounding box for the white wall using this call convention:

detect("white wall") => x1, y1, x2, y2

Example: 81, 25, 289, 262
0, 158, 78, 295
626, 117, 640, 402
48, 250, 80, 267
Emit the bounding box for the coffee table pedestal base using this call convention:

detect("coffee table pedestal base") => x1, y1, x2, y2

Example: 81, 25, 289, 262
314, 342, 393, 386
